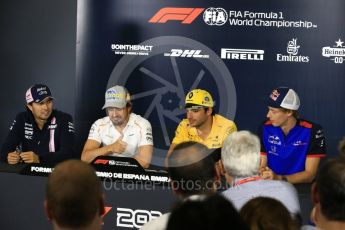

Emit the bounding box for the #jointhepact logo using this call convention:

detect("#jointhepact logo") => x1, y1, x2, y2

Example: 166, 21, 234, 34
322, 39, 345, 64
221, 48, 264, 61
149, 7, 204, 24
203, 7, 228, 26
164, 49, 209, 58
111, 44, 153, 56
276, 38, 309, 63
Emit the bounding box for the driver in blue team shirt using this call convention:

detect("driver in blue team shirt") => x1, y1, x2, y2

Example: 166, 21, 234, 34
259, 87, 326, 184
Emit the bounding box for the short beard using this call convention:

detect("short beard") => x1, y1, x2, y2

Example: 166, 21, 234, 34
111, 118, 125, 126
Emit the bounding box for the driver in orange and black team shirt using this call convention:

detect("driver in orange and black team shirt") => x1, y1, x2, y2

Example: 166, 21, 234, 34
259, 87, 326, 184
0, 84, 75, 164
167, 89, 237, 166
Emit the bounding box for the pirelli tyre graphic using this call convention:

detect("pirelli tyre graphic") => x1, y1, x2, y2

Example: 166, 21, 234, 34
107, 36, 236, 167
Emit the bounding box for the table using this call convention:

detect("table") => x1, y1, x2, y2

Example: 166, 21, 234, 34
0, 161, 176, 230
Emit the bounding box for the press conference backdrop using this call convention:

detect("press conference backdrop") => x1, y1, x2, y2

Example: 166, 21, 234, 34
76, 0, 345, 167
0, 0, 345, 230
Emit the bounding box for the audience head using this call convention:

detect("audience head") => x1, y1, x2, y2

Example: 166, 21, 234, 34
312, 157, 345, 223
221, 131, 261, 178
240, 197, 299, 230
167, 141, 217, 197
167, 193, 249, 230
45, 160, 104, 230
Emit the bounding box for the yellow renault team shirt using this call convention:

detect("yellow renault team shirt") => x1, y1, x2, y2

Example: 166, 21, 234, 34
172, 114, 237, 149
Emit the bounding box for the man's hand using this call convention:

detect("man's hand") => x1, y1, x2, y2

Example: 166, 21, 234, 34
260, 166, 275, 180
7, 151, 21, 164
215, 160, 226, 176
260, 166, 285, 180
109, 136, 127, 154
20, 151, 40, 163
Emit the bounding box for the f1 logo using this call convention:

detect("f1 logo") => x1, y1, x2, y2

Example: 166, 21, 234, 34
149, 7, 204, 24
94, 159, 109, 165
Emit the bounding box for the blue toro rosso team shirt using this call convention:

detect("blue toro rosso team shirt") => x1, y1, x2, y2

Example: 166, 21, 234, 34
260, 119, 326, 175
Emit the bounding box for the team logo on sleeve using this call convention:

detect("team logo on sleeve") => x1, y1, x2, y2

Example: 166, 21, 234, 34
315, 129, 324, 139
9, 119, 16, 131
68, 122, 75, 133
145, 127, 153, 142
24, 122, 33, 140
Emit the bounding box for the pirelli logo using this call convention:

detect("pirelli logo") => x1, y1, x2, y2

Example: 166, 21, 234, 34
149, 7, 204, 24
221, 48, 264, 61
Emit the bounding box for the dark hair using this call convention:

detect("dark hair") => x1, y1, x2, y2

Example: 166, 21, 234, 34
46, 160, 104, 228
126, 102, 133, 113
240, 197, 300, 230
316, 157, 345, 221
185, 103, 215, 116
167, 142, 216, 196
207, 107, 216, 116
280, 108, 299, 119
167, 194, 249, 230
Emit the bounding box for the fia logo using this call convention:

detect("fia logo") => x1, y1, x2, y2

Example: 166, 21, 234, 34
203, 7, 228, 26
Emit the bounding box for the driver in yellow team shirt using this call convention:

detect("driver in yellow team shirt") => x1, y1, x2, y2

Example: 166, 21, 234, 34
167, 89, 237, 164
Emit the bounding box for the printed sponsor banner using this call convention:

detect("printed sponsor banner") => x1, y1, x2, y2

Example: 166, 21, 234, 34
76, 0, 345, 174
20, 157, 170, 185
322, 39, 345, 64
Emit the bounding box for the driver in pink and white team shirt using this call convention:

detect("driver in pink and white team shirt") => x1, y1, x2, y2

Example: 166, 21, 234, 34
81, 85, 153, 168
